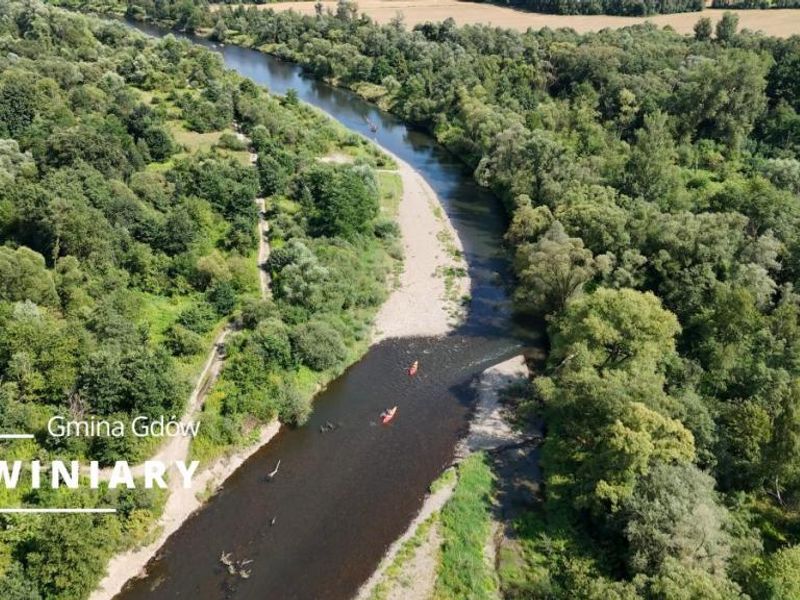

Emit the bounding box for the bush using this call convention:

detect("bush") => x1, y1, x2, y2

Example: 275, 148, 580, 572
278, 382, 311, 426
217, 131, 247, 151
290, 320, 347, 371
251, 318, 293, 369
240, 298, 274, 329
165, 323, 205, 356
177, 303, 217, 333
206, 281, 237, 315
374, 217, 400, 239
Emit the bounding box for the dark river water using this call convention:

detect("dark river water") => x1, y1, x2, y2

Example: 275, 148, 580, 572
116, 19, 540, 600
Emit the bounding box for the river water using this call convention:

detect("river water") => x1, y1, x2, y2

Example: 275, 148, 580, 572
116, 20, 539, 600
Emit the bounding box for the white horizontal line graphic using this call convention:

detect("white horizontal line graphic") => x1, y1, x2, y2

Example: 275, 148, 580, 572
0, 508, 117, 514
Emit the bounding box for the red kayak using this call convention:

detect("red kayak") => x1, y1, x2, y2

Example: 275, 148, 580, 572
381, 406, 398, 424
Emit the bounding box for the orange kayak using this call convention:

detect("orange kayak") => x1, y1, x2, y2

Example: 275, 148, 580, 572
381, 406, 398, 424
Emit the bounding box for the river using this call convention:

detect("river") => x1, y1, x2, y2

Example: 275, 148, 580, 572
115, 19, 539, 600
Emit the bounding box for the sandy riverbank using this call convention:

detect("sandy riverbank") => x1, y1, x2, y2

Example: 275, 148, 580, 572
355, 354, 530, 600
262, 0, 800, 38
372, 151, 469, 342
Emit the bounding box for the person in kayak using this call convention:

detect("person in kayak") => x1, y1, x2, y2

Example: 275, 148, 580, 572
407, 360, 419, 376
381, 406, 398, 423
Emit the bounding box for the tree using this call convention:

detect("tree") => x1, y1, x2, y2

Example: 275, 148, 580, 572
0, 562, 41, 600
251, 319, 293, 369
514, 221, 596, 316
257, 154, 290, 197
0, 138, 34, 180
694, 17, 713, 42
211, 18, 228, 42
555, 185, 630, 254
623, 111, 679, 207
671, 50, 770, 151
623, 463, 731, 575
164, 324, 204, 356
24, 513, 122, 600
290, 320, 346, 371
295, 164, 379, 240
206, 281, 237, 315
504, 196, 553, 246
177, 303, 216, 334
644, 558, 743, 600
550, 288, 680, 372
756, 545, 800, 600
582, 402, 695, 512
715, 12, 739, 44
0, 246, 59, 306
0, 70, 40, 139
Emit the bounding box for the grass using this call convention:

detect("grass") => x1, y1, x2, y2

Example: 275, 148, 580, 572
431, 466, 458, 494
434, 453, 498, 600
167, 122, 252, 165
377, 170, 402, 218
370, 514, 440, 600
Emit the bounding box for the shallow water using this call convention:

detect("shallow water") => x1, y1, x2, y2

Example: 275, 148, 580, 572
115, 20, 540, 600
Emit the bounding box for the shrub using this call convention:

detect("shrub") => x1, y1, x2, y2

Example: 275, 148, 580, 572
177, 303, 217, 333
374, 217, 400, 239
164, 323, 205, 356
251, 318, 293, 369
290, 320, 347, 371
278, 382, 312, 426
217, 131, 247, 151
206, 281, 237, 315
240, 298, 274, 329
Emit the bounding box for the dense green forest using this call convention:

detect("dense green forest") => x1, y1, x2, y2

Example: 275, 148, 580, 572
0, 1, 398, 597
63, 1, 800, 597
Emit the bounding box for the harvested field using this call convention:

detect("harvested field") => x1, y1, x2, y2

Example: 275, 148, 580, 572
236, 0, 800, 38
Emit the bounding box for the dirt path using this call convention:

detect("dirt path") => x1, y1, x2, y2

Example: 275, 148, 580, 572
255, 196, 271, 299
261, 1, 800, 38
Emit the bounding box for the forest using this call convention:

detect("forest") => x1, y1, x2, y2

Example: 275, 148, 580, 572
64, 1, 800, 597
0, 1, 398, 597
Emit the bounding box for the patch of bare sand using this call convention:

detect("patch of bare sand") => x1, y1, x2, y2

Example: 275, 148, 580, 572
372, 150, 469, 342
261, 1, 800, 38
457, 354, 530, 457
318, 151, 355, 164
385, 523, 442, 600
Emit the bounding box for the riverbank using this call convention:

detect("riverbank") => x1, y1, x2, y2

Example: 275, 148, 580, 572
355, 355, 531, 600
373, 151, 469, 342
